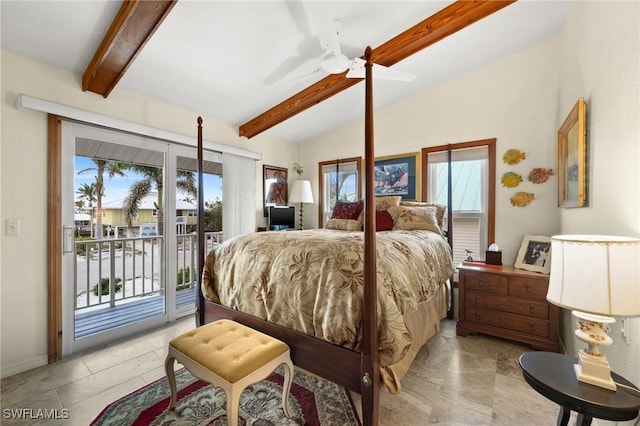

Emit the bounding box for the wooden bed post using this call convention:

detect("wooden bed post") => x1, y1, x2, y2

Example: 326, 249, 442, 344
361, 46, 380, 426
196, 117, 205, 326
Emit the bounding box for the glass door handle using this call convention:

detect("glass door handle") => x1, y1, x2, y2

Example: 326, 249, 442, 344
63, 226, 74, 254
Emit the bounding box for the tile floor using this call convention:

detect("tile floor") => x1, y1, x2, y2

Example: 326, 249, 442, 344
1, 317, 565, 425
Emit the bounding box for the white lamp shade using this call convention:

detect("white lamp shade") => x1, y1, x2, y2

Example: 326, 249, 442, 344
547, 235, 640, 317
289, 180, 314, 204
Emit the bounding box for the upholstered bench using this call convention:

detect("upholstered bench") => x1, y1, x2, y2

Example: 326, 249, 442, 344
165, 319, 294, 425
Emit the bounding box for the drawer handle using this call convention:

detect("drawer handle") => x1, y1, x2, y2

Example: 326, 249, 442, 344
475, 312, 481, 320
478, 278, 484, 287
529, 323, 535, 332
525, 284, 532, 293
529, 304, 535, 313
475, 295, 480, 305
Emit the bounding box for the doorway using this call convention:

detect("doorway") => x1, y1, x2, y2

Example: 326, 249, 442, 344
60, 122, 222, 355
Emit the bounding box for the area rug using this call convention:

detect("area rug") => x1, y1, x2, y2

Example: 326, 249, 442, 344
91, 367, 361, 425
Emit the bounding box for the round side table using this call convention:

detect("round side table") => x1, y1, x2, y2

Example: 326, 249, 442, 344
519, 352, 640, 426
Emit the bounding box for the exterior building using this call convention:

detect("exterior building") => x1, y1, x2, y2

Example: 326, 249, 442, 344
98, 193, 197, 237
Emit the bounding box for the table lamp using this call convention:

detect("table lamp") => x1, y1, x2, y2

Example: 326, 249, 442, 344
547, 235, 640, 391
289, 180, 314, 230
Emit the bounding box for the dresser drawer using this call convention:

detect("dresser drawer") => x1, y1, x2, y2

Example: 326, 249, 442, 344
508, 277, 548, 301
464, 308, 550, 338
463, 271, 508, 294
465, 292, 549, 319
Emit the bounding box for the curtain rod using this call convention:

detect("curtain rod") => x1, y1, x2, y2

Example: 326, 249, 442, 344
16, 94, 262, 161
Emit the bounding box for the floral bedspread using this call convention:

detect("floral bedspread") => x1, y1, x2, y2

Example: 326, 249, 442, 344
201, 229, 453, 367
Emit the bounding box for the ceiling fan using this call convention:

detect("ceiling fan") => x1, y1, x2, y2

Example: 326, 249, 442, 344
309, 2, 416, 82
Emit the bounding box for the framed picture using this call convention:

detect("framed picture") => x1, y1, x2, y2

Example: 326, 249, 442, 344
263, 165, 288, 217
374, 152, 420, 200
515, 234, 552, 274
557, 98, 587, 208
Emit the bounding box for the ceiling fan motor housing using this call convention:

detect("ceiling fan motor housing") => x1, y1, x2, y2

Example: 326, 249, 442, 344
321, 52, 350, 74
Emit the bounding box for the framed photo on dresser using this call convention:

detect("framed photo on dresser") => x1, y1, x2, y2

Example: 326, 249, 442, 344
515, 234, 552, 274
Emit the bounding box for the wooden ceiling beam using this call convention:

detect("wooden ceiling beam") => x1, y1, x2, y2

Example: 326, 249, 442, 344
239, 0, 515, 139
82, 0, 176, 98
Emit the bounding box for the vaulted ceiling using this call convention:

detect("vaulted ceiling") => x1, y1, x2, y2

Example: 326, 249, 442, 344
1, 1, 569, 143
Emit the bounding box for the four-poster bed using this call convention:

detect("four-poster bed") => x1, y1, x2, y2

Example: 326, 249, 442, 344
195, 47, 453, 425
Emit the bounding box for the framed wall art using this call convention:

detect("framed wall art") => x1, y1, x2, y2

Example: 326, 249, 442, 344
514, 234, 551, 274
263, 165, 288, 216
374, 152, 420, 200
557, 98, 587, 208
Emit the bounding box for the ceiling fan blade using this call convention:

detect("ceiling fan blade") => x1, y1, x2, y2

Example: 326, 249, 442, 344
346, 58, 416, 82
307, 2, 341, 56
265, 1, 325, 86
263, 54, 312, 86
284, 0, 311, 35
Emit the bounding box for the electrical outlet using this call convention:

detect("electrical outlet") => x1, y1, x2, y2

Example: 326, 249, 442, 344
620, 318, 630, 345
5, 218, 21, 236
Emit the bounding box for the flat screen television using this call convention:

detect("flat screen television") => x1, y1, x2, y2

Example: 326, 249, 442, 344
268, 206, 295, 231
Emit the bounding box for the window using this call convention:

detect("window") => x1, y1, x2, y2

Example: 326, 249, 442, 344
318, 157, 362, 228
422, 139, 496, 267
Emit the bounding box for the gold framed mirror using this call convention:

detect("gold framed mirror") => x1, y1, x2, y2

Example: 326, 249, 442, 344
557, 98, 587, 208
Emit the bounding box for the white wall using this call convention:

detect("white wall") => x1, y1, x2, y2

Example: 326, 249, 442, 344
557, 0, 640, 413
299, 38, 563, 263
0, 51, 297, 377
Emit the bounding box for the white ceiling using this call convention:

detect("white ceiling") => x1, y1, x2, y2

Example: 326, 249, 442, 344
1, 1, 569, 143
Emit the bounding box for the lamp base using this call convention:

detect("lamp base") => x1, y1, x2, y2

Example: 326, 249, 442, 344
298, 202, 304, 230
571, 310, 617, 391
574, 349, 616, 391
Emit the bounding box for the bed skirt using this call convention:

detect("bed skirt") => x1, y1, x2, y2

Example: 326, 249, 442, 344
381, 279, 450, 393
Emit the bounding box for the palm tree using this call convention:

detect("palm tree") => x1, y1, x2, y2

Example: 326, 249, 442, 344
205, 198, 223, 232
77, 159, 125, 238
76, 182, 97, 237
329, 171, 357, 204
122, 165, 196, 236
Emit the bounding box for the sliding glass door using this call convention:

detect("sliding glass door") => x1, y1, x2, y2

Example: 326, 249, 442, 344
61, 122, 221, 355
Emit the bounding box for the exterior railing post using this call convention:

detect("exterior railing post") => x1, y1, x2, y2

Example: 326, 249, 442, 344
109, 240, 116, 308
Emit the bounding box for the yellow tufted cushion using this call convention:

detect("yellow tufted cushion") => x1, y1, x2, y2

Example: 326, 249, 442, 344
169, 319, 289, 384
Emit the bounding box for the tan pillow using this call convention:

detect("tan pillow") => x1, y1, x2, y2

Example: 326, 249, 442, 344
375, 196, 402, 211
388, 205, 441, 234
400, 201, 447, 230
326, 218, 362, 231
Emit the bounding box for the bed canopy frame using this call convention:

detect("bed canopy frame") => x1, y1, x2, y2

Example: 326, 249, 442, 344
195, 47, 432, 425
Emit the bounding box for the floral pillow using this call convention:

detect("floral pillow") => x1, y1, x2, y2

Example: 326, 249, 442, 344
331, 200, 364, 220
376, 210, 394, 231
375, 196, 402, 211
326, 218, 362, 231
387, 205, 441, 235
400, 201, 447, 230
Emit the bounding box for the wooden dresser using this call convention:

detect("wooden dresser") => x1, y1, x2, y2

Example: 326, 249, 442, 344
456, 263, 560, 352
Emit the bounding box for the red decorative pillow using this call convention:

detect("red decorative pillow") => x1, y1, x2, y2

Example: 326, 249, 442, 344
331, 200, 364, 220
376, 210, 394, 231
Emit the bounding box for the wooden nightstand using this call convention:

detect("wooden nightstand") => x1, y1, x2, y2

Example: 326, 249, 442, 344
456, 263, 560, 352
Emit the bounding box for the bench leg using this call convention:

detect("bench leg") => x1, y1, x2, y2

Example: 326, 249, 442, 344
226, 389, 241, 426
165, 355, 178, 411
281, 360, 294, 418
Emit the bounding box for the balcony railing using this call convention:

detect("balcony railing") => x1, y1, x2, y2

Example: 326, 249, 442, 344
74, 232, 223, 314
